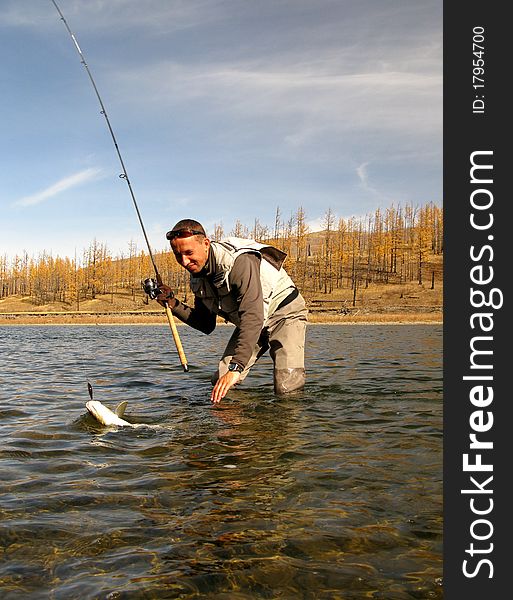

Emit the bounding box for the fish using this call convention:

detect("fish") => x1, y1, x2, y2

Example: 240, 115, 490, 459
85, 400, 133, 427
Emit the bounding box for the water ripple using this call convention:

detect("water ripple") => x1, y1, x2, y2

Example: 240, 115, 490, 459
0, 324, 442, 598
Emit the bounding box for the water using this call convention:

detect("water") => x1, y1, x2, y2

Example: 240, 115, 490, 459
0, 324, 442, 599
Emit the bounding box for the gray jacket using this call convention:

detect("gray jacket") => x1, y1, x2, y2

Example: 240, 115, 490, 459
171, 238, 297, 367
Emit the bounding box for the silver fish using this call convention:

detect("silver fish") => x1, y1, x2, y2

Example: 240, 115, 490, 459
86, 400, 133, 427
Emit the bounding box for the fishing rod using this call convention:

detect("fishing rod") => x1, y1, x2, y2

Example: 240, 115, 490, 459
50, 0, 188, 372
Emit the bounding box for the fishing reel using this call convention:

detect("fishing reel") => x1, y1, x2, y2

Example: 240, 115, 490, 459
142, 278, 163, 300
143, 278, 175, 302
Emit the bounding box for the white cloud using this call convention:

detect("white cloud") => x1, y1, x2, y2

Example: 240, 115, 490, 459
0, 0, 223, 32
13, 168, 102, 207
112, 54, 441, 152
356, 161, 382, 195
356, 162, 370, 187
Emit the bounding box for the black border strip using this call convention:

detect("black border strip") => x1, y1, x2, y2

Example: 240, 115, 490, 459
444, 2, 508, 596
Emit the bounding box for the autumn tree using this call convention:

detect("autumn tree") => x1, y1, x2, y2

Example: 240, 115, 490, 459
321, 208, 336, 293
231, 220, 249, 238
0, 200, 443, 308
295, 206, 309, 289
212, 223, 224, 242
273, 206, 282, 246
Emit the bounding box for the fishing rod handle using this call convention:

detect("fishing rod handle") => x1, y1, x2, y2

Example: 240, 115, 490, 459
164, 303, 189, 372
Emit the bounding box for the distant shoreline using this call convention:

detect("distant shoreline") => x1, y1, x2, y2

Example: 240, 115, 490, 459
0, 310, 442, 326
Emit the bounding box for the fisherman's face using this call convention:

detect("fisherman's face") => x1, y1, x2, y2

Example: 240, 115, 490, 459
171, 235, 210, 274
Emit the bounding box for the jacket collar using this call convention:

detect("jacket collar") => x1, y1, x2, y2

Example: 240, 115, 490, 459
196, 245, 226, 288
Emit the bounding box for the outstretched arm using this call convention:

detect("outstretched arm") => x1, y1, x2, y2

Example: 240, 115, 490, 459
211, 254, 264, 403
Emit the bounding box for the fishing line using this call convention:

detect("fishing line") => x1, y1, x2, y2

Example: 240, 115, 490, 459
50, 0, 157, 275
50, 0, 188, 372
74, 323, 107, 401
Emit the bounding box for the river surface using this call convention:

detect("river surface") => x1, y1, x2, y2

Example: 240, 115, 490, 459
0, 324, 442, 599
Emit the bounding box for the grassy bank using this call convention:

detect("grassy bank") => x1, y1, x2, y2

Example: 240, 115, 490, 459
0, 309, 442, 326
0, 282, 442, 326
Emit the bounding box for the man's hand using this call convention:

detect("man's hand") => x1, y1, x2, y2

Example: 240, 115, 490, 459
155, 284, 176, 308
211, 371, 241, 404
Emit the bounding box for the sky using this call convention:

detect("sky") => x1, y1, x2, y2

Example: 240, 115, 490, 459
1, 0, 442, 260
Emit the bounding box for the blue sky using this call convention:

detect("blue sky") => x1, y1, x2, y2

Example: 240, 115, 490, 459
1, 0, 442, 260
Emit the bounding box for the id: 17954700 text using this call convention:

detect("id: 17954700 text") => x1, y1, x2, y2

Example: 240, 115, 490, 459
472, 26, 485, 114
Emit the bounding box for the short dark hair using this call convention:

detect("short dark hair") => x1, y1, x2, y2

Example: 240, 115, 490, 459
166, 219, 207, 241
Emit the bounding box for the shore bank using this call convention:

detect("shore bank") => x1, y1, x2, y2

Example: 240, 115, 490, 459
0, 309, 442, 326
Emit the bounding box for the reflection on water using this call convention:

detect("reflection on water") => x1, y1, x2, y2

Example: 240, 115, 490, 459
0, 324, 442, 599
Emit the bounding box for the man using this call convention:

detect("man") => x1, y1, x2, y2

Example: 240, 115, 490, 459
156, 219, 308, 403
